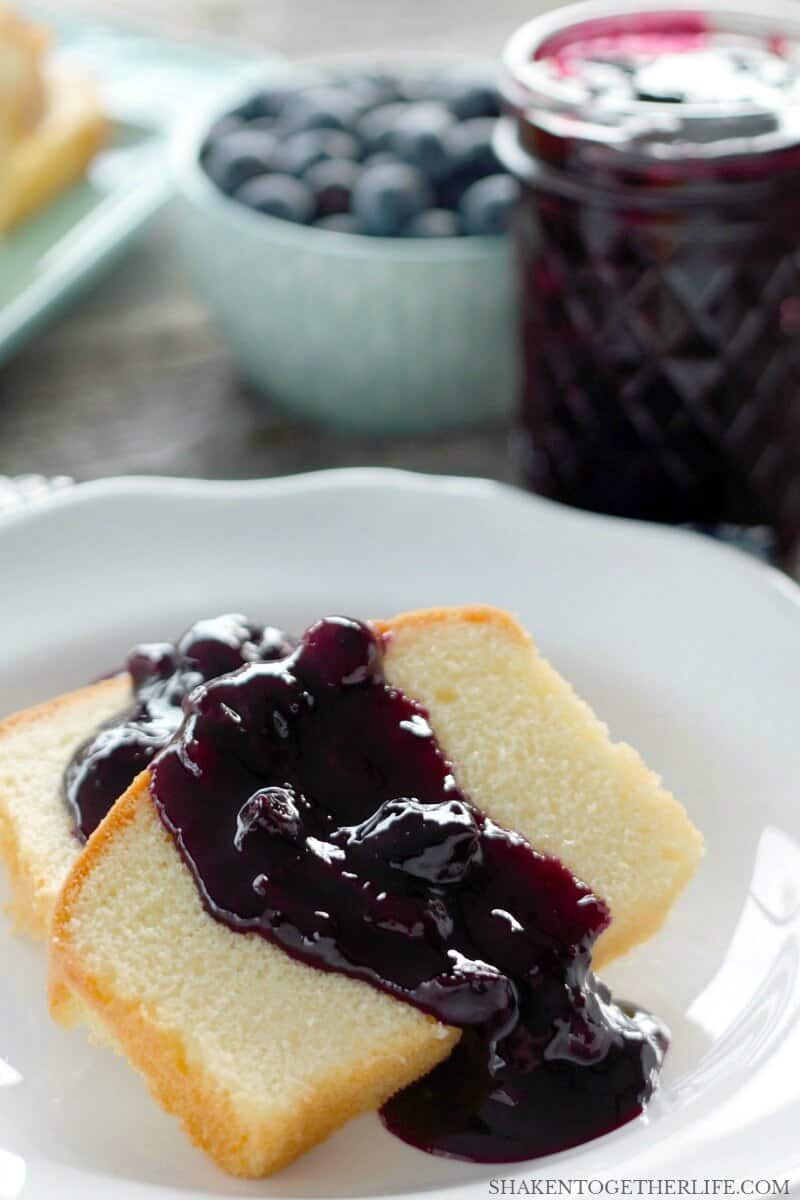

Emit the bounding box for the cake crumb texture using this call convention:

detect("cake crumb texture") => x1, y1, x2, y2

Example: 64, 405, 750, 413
376, 605, 703, 966
0, 676, 130, 937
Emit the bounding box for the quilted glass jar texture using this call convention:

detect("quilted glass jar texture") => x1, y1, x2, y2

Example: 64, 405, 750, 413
500, 1, 800, 561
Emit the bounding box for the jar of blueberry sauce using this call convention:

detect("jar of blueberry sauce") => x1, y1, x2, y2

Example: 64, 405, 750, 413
497, 1, 800, 564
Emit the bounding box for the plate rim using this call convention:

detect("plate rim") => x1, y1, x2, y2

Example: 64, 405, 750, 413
2, 466, 798, 614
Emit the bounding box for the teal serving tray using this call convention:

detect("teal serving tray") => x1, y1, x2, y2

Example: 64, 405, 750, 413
0, 6, 267, 365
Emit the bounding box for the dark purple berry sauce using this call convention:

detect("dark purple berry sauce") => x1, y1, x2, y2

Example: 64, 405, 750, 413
63, 615, 295, 842
149, 615, 667, 1164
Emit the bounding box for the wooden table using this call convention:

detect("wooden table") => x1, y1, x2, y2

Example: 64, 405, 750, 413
0, 0, 545, 487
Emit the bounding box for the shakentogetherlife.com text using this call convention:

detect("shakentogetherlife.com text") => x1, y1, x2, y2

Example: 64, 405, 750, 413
487, 1180, 793, 1196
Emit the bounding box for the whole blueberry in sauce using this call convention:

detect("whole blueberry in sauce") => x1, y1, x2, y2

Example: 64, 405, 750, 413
147, 615, 667, 1163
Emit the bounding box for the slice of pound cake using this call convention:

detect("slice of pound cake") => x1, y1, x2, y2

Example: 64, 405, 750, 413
0, 676, 130, 937
50, 607, 702, 1177
1, 66, 107, 234
0, 3, 107, 234
0, 616, 295, 938
0, 2, 46, 148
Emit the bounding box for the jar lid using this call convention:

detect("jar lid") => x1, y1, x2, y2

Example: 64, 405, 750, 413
502, 0, 800, 169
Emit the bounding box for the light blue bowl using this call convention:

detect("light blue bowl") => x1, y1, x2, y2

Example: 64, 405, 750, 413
171, 63, 516, 436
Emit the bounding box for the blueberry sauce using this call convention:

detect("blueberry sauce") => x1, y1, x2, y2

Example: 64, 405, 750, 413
64, 615, 295, 842
149, 615, 667, 1163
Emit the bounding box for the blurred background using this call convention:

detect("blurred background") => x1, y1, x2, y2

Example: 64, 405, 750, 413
2, 0, 799, 567
0, 0, 542, 485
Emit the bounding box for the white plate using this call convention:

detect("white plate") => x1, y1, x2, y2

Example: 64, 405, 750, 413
1, 469, 799, 1200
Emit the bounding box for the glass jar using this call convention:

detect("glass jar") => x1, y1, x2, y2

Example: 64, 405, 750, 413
498, 0, 800, 564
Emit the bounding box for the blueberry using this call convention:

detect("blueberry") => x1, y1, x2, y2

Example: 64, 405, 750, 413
301, 616, 380, 688
352, 161, 433, 236
361, 150, 398, 170
192, 669, 305, 758
247, 115, 281, 135
305, 158, 359, 217
404, 99, 450, 126
403, 208, 461, 238
419, 958, 517, 1032
229, 96, 264, 123
314, 212, 363, 234
258, 626, 296, 660
178, 615, 255, 677
281, 85, 363, 134
459, 173, 519, 235
355, 70, 400, 90
356, 102, 407, 154
234, 785, 303, 849
201, 115, 243, 155
435, 165, 483, 211
390, 101, 456, 181
203, 128, 280, 194
395, 75, 435, 103
444, 80, 501, 120
234, 173, 315, 224
344, 797, 481, 885
443, 118, 501, 178
349, 71, 401, 109
277, 129, 360, 177
126, 642, 177, 687
178, 636, 244, 678
234, 86, 291, 121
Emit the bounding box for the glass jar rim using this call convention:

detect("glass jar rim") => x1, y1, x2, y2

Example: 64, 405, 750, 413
501, 0, 800, 161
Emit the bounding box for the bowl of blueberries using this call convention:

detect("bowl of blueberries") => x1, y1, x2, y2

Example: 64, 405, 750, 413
173, 59, 519, 434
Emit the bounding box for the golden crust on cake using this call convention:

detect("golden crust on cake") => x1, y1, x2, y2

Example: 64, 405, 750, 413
50, 774, 459, 1178
0, 3, 107, 234
0, 3, 48, 143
